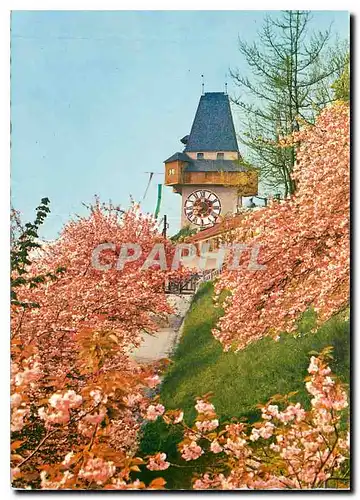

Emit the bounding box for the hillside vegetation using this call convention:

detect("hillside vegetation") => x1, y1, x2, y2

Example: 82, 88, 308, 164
140, 281, 350, 489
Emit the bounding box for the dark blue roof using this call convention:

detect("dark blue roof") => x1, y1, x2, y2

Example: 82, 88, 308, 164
185, 159, 246, 172
185, 92, 239, 152
164, 152, 191, 163
164, 152, 246, 173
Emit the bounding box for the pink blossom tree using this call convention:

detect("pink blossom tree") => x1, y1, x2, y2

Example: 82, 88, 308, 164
11, 201, 177, 489
158, 348, 350, 490
213, 102, 350, 350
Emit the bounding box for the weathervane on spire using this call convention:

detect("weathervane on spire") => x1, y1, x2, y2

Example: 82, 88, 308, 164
201, 74, 205, 95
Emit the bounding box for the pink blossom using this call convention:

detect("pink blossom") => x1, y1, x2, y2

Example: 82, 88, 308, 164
48, 393, 63, 409
263, 404, 279, 419
210, 440, 223, 453
174, 411, 184, 424
11, 467, 21, 481
181, 441, 204, 461
259, 422, 275, 439
224, 437, 247, 458
13, 356, 41, 387
146, 404, 165, 421
145, 375, 161, 388
63, 390, 83, 408
38, 406, 70, 426
90, 389, 107, 404
212, 103, 350, 352
269, 442, 281, 453
195, 419, 219, 432
308, 356, 319, 374
338, 432, 350, 451
11, 393, 22, 408
40, 470, 74, 489
193, 478, 210, 490
79, 457, 116, 485
146, 453, 170, 471
193, 474, 212, 490
250, 428, 260, 442
187, 352, 350, 489
195, 399, 215, 414
11, 408, 28, 432
77, 420, 94, 438
62, 451, 75, 466
225, 423, 246, 435
278, 403, 306, 423
84, 407, 107, 425
49, 390, 82, 411
323, 376, 335, 387
303, 441, 319, 454
123, 392, 143, 407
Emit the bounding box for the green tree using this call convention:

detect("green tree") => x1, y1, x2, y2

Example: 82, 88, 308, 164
331, 52, 350, 101
231, 10, 348, 197
170, 224, 198, 243
11, 198, 65, 308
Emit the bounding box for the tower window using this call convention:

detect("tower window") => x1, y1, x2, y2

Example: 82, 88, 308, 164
197, 152, 204, 159
217, 153, 224, 159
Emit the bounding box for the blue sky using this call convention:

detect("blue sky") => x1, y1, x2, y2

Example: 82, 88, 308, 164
11, 10, 349, 239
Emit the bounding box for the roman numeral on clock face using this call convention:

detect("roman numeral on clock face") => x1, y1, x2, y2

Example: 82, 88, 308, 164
184, 190, 222, 227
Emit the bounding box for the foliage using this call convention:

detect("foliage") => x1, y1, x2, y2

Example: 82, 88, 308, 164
139, 282, 349, 489
141, 349, 349, 489
153, 283, 349, 421
331, 53, 350, 101
213, 102, 349, 350
231, 10, 348, 196
11, 197, 350, 490
10, 201, 179, 490
170, 225, 198, 243
10, 198, 65, 308
184, 350, 349, 489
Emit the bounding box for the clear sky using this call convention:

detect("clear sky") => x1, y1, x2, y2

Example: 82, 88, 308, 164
11, 10, 349, 239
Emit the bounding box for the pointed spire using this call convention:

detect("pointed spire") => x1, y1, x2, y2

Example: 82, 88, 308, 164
184, 92, 238, 152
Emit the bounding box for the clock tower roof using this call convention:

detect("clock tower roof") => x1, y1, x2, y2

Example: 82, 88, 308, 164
184, 92, 238, 153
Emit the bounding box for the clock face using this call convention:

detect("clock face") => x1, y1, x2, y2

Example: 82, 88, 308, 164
184, 189, 221, 227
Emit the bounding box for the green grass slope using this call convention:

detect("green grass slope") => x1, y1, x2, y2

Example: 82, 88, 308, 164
139, 281, 350, 489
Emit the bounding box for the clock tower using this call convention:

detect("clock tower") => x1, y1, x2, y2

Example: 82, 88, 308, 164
164, 91, 258, 229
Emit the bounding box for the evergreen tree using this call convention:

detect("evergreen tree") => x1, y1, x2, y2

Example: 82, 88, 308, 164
331, 52, 350, 101
231, 10, 348, 197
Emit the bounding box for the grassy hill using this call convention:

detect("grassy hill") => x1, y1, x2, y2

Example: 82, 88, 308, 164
139, 281, 350, 489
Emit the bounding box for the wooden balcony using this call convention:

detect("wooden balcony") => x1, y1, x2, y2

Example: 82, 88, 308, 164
165, 167, 258, 196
